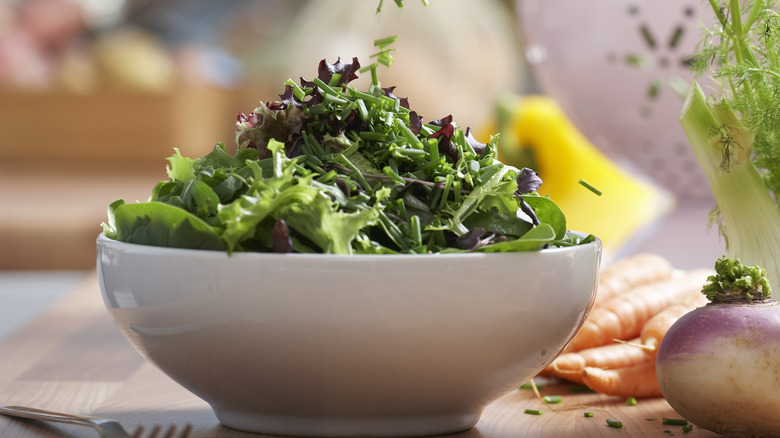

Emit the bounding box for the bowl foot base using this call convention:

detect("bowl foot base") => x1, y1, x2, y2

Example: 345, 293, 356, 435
214, 409, 482, 437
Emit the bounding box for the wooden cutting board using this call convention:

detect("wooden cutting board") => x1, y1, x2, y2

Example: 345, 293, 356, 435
0, 274, 719, 437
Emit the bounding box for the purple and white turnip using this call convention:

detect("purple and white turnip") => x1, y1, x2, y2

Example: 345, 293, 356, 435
656, 257, 780, 437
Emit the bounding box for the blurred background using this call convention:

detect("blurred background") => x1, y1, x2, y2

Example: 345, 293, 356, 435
1, 0, 726, 326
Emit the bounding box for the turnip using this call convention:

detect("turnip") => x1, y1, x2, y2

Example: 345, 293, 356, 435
656, 257, 780, 437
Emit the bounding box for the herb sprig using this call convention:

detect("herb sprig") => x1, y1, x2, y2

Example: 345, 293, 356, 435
680, 0, 780, 289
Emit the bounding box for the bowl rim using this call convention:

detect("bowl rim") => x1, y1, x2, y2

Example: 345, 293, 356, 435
96, 231, 601, 260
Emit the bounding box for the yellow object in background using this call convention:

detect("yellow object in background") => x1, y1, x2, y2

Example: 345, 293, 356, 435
483, 95, 673, 258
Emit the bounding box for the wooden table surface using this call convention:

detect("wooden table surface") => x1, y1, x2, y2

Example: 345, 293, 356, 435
0, 274, 719, 438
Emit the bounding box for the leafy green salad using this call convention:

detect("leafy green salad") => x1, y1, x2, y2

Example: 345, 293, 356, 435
102, 46, 593, 255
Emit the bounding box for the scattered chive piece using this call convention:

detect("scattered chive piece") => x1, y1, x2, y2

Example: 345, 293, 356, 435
373, 35, 398, 49
662, 418, 689, 426
518, 382, 540, 391
542, 395, 562, 404
523, 409, 543, 416
578, 179, 603, 196
682, 423, 693, 433
626, 397, 638, 406
606, 419, 623, 429
584, 412, 594, 418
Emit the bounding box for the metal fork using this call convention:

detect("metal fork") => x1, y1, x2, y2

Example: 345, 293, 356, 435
0, 405, 192, 438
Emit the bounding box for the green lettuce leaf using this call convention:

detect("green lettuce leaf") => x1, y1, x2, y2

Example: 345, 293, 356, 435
110, 200, 224, 250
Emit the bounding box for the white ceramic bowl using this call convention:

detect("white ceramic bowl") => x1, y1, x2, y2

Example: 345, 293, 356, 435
96, 233, 601, 437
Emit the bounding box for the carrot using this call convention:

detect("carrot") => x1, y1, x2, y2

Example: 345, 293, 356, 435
640, 292, 709, 356
546, 353, 586, 383
535, 366, 556, 378
550, 338, 652, 384
567, 269, 713, 352
594, 253, 674, 306
578, 338, 651, 370
581, 362, 662, 398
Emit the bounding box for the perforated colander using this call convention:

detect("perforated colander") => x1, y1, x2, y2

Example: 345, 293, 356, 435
518, 0, 716, 200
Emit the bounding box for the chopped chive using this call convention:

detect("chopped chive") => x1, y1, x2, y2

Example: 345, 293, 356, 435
662, 418, 689, 426
523, 409, 543, 416
339, 142, 359, 158
682, 423, 693, 433
316, 169, 337, 183
476, 164, 501, 186
374, 49, 395, 67
452, 180, 462, 204
606, 419, 623, 429
373, 35, 398, 48
304, 132, 325, 156
370, 64, 378, 87
578, 179, 603, 196
383, 166, 405, 184
284, 78, 306, 101
360, 131, 392, 142
388, 158, 399, 175
339, 102, 357, 120
458, 129, 475, 156
518, 382, 538, 390
349, 89, 384, 104
467, 159, 481, 177
356, 99, 369, 121
307, 104, 328, 115
324, 93, 349, 105
378, 212, 408, 250
383, 111, 395, 128
338, 156, 371, 194
419, 156, 446, 172
410, 215, 422, 247
626, 397, 638, 406
426, 138, 440, 160
438, 174, 454, 209
328, 73, 342, 87
304, 159, 326, 175
395, 147, 427, 160
311, 77, 341, 96
395, 118, 423, 149
584, 412, 594, 418
429, 188, 442, 210
542, 395, 562, 404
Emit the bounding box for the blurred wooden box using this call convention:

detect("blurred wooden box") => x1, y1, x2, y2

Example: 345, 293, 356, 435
0, 85, 238, 270
0, 86, 237, 166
